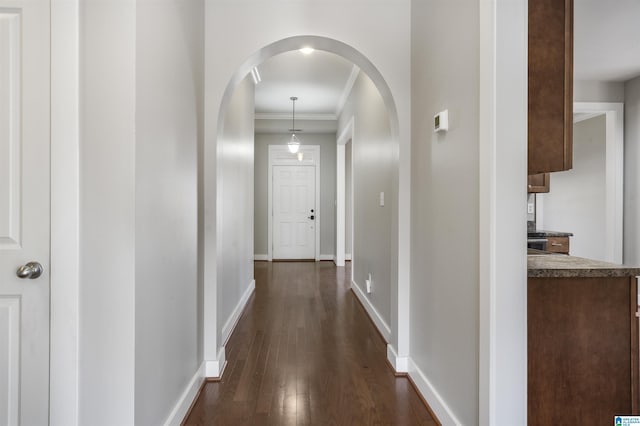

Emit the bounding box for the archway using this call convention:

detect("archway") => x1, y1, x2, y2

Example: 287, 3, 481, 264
204, 35, 411, 377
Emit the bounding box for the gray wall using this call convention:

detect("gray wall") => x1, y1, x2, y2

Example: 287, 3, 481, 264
218, 76, 255, 342
338, 72, 396, 330
345, 141, 352, 256
254, 133, 337, 258
574, 80, 625, 102
410, 0, 480, 424
80, 1, 204, 424
80, 1, 136, 422
625, 76, 640, 265
134, 2, 203, 425
541, 115, 607, 261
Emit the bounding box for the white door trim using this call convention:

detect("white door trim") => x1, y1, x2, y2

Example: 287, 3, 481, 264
50, 0, 80, 424
478, 0, 528, 424
335, 117, 354, 267
573, 102, 624, 264
268, 145, 321, 261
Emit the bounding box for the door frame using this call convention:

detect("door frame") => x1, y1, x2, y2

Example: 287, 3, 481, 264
536, 102, 624, 263
574, 102, 624, 264
268, 144, 321, 261
335, 117, 353, 267
50, 0, 80, 424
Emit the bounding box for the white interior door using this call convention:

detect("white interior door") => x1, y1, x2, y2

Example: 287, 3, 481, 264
0, 1, 50, 424
272, 165, 316, 260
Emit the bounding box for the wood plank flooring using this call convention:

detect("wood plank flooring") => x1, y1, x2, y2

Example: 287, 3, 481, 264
184, 261, 438, 426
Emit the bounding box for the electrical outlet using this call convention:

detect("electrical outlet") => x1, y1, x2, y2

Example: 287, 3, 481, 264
527, 203, 534, 214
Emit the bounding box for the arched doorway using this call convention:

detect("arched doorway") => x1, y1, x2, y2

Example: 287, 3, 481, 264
203, 35, 411, 377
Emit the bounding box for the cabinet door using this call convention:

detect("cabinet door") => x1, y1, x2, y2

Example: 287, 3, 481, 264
528, 277, 639, 424
528, 173, 550, 193
528, 0, 573, 174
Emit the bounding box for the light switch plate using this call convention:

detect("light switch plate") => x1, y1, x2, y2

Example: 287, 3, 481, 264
434, 109, 449, 132
379, 192, 385, 207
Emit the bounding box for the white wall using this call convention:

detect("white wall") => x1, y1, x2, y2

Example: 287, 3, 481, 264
254, 133, 337, 258
217, 76, 255, 349
134, 1, 204, 425
540, 115, 607, 260
410, 0, 480, 424
79, 1, 136, 423
625, 76, 640, 265
575, 80, 625, 102
338, 72, 396, 337
79, 1, 204, 424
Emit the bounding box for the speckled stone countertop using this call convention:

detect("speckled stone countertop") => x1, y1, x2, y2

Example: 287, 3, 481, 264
527, 230, 574, 238
528, 254, 640, 278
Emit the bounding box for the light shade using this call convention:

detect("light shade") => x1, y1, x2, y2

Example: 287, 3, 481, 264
288, 134, 300, 153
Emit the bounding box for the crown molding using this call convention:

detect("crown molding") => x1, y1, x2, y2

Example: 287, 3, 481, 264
255, 113, 337, 121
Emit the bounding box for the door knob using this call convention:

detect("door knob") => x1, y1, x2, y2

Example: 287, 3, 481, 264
308, 215, 315, 220
16, 261, 43, 279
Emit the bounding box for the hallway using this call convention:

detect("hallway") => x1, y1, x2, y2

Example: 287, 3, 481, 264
184, 262, 437, 425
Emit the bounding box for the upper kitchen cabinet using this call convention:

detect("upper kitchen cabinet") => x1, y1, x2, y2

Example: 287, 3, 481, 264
528, 0, 573, 174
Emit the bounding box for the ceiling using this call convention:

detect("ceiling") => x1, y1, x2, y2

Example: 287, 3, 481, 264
253, 49, 358, 134
574, 0, 640, 82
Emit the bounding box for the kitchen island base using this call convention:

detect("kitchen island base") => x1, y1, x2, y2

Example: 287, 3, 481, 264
528, 275, 639, 425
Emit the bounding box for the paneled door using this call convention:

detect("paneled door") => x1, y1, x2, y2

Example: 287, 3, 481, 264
272, 165, 316, 260
0, 0, 51, 424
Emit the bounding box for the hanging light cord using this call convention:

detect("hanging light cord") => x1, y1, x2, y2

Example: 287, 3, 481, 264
287, 96, 301, 154
291, 96, 297, 132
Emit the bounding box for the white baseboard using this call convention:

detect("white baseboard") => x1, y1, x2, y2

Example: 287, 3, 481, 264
163, 362, 205, 426
206, 346, 227, 378
221, 279, 255, 344
345, 253, 352, 261
319, 254, 334, 261
386, 344, 408, 373
408, 358, 461, 425
208, 279, 254, 380
254, 254, 268, 261
350, 280, 391, 342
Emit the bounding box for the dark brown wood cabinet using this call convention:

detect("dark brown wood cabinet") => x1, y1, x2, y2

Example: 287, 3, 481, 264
528, 276, 639, 424
528, 0, 573, 174
546, 236, 569, 253
527, 173, 550, 193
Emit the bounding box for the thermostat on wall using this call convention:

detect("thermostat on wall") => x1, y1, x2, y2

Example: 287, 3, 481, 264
434, 110, 449, 132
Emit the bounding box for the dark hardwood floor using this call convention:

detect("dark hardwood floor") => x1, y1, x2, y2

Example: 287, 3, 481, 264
184, 261, 438, 425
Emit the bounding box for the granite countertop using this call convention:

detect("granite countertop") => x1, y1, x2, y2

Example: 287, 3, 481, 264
528, 229, 574, 238
528, 253, 640, 278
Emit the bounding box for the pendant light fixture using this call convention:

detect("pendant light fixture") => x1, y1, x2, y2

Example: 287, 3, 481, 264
288, 96, 301, 154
